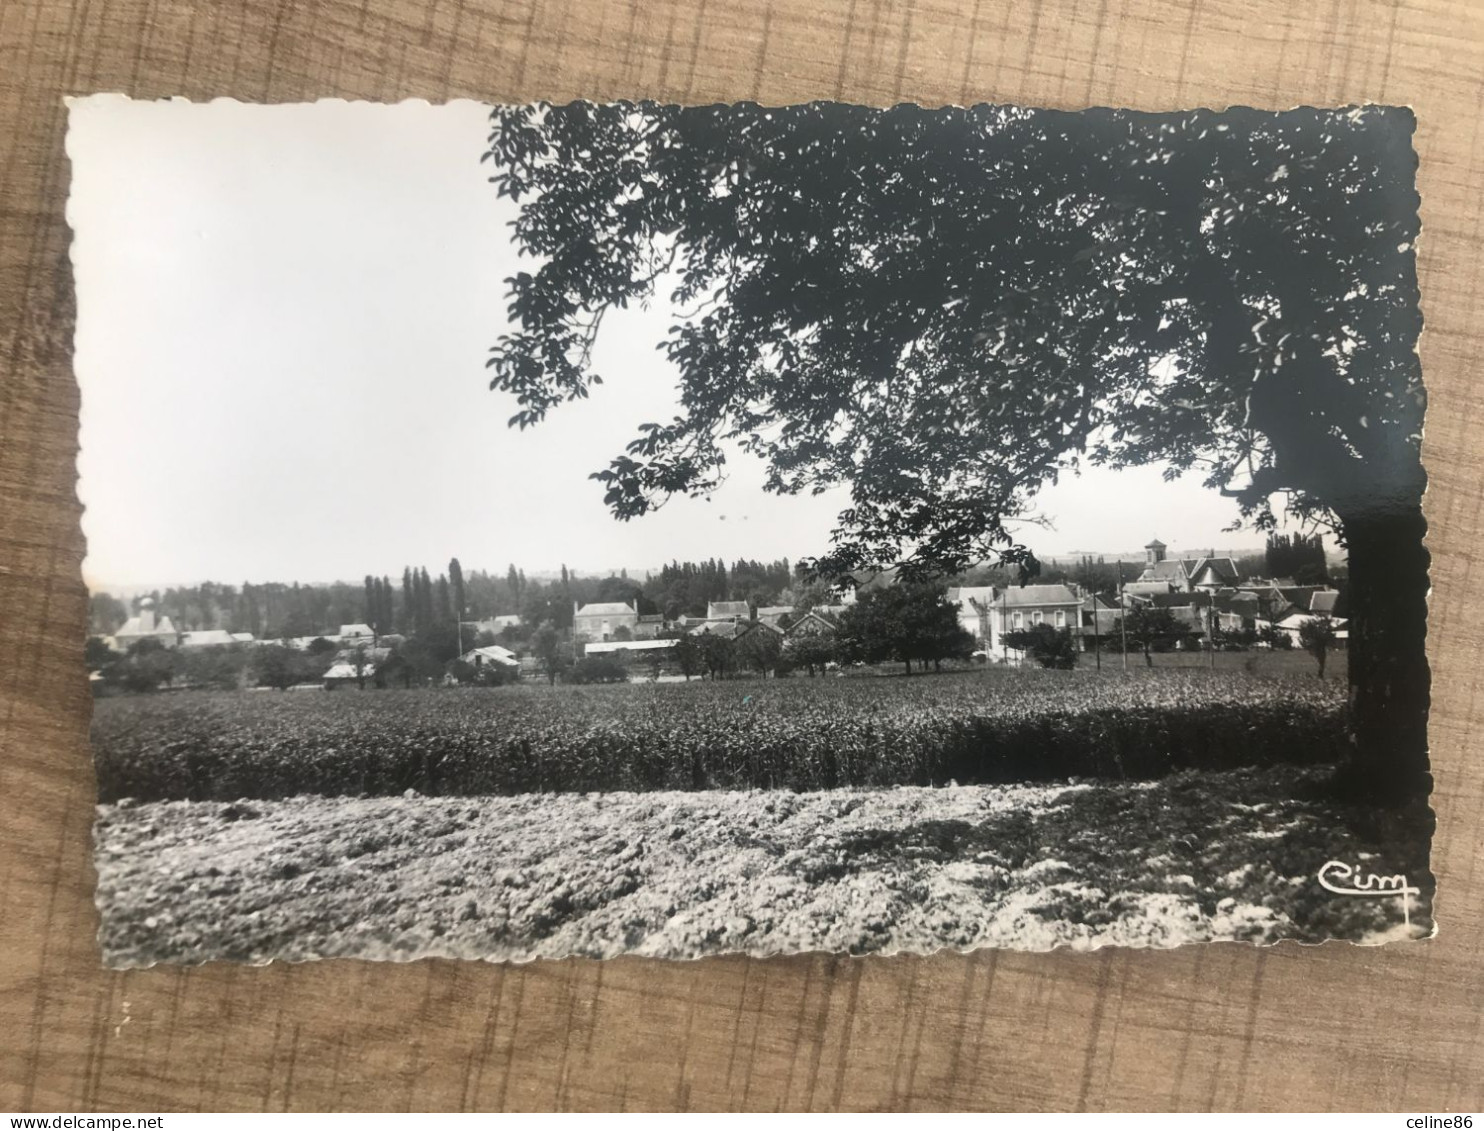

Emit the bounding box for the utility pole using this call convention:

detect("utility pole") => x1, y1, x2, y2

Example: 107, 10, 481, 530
1001, 587, 1008, 665
1093, 592, 1102, 672
1118, 561, 1128, 671
1208, 600, 1216, 670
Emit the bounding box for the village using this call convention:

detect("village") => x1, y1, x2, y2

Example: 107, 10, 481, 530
90, 537, 1347, 693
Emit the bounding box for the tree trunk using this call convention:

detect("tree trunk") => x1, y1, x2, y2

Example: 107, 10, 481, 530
1336, 500, 1431, 804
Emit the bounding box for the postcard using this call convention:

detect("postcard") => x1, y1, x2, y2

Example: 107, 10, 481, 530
67, 96, 1432, 965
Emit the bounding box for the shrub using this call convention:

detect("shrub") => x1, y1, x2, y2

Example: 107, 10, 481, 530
568, 653, 630, 684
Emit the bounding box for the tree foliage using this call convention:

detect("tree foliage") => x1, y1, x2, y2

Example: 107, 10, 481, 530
1003, 623, 1077, 670
1121, 605, 1190, 667
485, 102, 1421, 575
784, 632, 837, 676
531, 625, 569, 685
1298, 615, 1339, 679
1265, 532, 1329, 585
834, 584, 974, 673
735, 626, 784, 675
483, 101, 1430, 799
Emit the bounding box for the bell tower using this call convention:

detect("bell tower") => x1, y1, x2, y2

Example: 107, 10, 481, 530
1144, 538, 1167, 565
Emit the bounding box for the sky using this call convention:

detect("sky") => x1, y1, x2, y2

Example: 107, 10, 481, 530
67, 97, 1273, 592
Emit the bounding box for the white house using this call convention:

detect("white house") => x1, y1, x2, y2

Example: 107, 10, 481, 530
179, 629, 238, 648
584, 638, 678, 656
1134, 539, 1240, 593
465, 614, 522, 636
706, 600, 752, 621
457, 644, 520, 670
1276, 611, 1349, 647
946, 586, 998, 652
112, 597, 178, 650
572, 601, 639, 641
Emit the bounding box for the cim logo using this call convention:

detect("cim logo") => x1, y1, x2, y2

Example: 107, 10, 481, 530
1317, 859, 1421, 930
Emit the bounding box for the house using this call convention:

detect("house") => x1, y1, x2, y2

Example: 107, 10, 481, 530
996, 584, 1083, 637
1277, 610, 1349, 647
323, 644, 394, 689
572, 601, 639, 641
706, 600, 752, 622
113, 598, 178, 650
1308, 589, 1341, 616
457, 644, 520, 670
947, 586, 998, 651
755, 605, 796, 629
1079, 594, 1122, 644
782, 609, 841, 638
688, 619, 781, 642
584, 638, 678, 656
1145, 591, 1215, 638
178, 629, 238, 649
1134, 540, 1240, 593
323, 662, 369, 689
634, 613, 667, 639
338, 623, 376, 642
464, 614, 521, 636
1210, 588, 1263, 633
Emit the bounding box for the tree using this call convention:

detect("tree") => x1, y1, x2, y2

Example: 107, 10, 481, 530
175, 645, 251, 691
85, 636, 120, 671
699, 633, 736, 680
1258, 623, 1295, 651
784, 633, 836, 676
1002, 623, 1077, 670
88, 592, 128, 636
1122, 605, 1185, 667
1266, 532, 1329, 585
1299, 616, 1340, 679
349, 644, 372, 691
253, 644, 312, 691
104, 638, 177, 693
736, 626, 783, 676
671, 633, 704, 681
834, 584, 973, 674
531, 625, 569, 685
570, 653, 629, 684
449, 558, 467, 623
485, 102, 1427, 800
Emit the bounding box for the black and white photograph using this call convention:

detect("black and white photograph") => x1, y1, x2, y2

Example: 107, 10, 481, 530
67, 95, 1432, 967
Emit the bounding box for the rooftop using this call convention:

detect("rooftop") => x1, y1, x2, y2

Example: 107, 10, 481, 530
574, 601, 636, 617
1000, 584, 1081, 607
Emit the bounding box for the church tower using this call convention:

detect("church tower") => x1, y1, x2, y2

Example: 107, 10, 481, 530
1144, 538, 1167, 565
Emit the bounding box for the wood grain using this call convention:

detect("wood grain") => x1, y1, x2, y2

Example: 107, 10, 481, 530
2, 0, 1482, 1112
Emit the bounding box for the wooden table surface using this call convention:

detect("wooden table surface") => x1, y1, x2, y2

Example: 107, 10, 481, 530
3, 0, 1482, 1112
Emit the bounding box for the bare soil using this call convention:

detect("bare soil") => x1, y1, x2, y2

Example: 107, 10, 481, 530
93, 764, 1431, 966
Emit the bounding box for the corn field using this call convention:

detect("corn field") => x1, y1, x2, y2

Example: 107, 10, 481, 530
92, 668, 1348, 803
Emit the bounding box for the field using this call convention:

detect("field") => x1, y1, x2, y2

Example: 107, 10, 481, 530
1073, 648, 1348, 677
92, 668, 1416, 962
93, 765, 1432, 966
92, 668, 1348, 802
